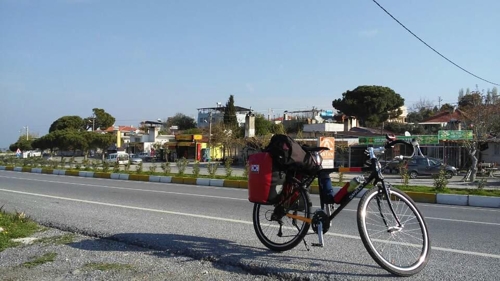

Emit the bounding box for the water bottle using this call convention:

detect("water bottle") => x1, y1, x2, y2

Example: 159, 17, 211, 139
333, 176, 363, 204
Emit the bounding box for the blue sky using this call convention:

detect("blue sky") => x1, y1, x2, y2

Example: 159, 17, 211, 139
1, 0, 499, 148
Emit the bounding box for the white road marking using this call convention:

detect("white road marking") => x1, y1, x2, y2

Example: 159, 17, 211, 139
1, 173, 500, 227
0, 187, 500, 260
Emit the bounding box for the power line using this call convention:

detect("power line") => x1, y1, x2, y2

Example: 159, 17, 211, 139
371, 0, 500, 86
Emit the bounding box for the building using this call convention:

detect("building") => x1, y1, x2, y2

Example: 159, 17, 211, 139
419, 109, 469, 130
197, 105, 251, 128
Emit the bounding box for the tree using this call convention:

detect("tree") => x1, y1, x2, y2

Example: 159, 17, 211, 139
183, 128, 203, 134
166, 113, 197, 130
460, 95, 500, 182
211, 122, 237, 159
49, 116, 84, 133
254, 114, 273, 136
440, 103, 455, 112
83, 108, 116, 131
458, 88, 464, 102
223, 95, 238, 128
406, 98, 437, 123
9, 137, 33, 152
91, 133, 116, 160
332, 85, 404, 127
458, 92, 482, 111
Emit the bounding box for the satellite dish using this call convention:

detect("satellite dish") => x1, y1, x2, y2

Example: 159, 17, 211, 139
404, 131, 411, 136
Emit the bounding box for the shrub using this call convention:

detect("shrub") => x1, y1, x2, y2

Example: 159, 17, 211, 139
399, 165, 410, 188
207, 162, 219, 178
148, 164, 157, 174
192, 161, 200, 178
101, 161, 110, 173
242, 161, 249, 179
161, 162, 171, 175
176, 158, 188, 176
112, 162, 120, 173
124, 162, 130, 173
91, 161, 99, 172
477, 177, 487, 190
224, 157, 233, 177
433, 169, 449, 191
136, 162, 143, 174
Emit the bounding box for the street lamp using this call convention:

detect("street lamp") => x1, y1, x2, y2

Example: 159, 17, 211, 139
23, 126, 29, 140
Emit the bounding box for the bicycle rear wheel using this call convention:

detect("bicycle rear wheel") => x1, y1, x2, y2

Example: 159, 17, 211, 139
253, 187, 311, 252
357, 187, 430, 276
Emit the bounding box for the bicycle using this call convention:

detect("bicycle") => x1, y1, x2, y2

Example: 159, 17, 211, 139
251, 135, 431, 277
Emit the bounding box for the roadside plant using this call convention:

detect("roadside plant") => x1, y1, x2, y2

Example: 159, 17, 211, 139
399, 165, 410, 188
75, 162, 81, 170
477, 177, 487, 190
112, 162, 120, 173
69, 156, 75, 169
148, 163, 157, 174
192, 161, 200, 178
124, 162, 130, 173
51, 160, 59, 169
92, 161, 99, 172
433, 169, 449, 191
207, 162, 219, 178
176, 158, 189, 176
337, 168, 345, 185
242, 161, 249, 179
101, 161, 110, 173
161, 162, 171, 175
135, 162, 143, 174
82, 159, 90, 171
224, 157, 233, 177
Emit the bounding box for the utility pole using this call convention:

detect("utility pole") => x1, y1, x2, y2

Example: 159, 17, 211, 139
24, 126, 29, 140
208, 111, 212, 161
438, 96, 442, 109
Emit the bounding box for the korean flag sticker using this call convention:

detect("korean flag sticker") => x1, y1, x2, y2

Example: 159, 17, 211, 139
251, 164, 260, 173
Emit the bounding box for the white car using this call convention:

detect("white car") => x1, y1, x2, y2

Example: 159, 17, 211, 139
129, 154, 143, 165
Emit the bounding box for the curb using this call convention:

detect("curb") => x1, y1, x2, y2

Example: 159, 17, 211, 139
1, 166, 498, 208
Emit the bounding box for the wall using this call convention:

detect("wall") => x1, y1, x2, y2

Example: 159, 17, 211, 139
481, 142, 500, 164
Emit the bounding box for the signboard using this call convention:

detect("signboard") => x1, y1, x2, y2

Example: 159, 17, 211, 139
358, 135, 439, 145
175, 134, 193, 141
16, 148, 21, 158
438, 130, 473, 141
193, 134, 203, 141
318, 137, 335, 168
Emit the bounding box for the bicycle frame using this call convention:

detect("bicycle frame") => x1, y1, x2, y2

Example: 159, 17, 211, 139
282, 160, 403, 231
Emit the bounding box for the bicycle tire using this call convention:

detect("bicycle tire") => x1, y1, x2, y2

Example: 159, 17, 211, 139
357, 187, 431, 277
253, 187, 311, 252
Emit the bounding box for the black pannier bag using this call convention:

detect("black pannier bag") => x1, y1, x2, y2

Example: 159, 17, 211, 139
248, 152, 285, 204
264, 134, 320, 174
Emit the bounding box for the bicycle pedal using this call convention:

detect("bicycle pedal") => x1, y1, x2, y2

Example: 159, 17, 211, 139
311, 243, 324, 247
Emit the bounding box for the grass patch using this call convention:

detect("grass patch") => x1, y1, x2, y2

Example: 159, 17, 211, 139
36, 233, 75, 245
83, 262, 134, 271
22, 252, 57, 268
0, 208, 40, 252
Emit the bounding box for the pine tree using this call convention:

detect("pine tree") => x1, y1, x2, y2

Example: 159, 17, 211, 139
223, 95, 238, 128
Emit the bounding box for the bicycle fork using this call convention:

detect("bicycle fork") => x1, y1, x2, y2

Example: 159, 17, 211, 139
377, 183, 403, 230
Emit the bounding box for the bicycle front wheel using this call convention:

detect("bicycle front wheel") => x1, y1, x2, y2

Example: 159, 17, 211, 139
253, 187, 311, 252
357, 187, 430, 277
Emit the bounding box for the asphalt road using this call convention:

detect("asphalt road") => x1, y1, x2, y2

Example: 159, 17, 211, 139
1, 170, 499, 280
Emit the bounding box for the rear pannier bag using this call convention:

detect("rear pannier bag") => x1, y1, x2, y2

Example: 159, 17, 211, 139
248, 152, 285, 204
265, 134, 319, 174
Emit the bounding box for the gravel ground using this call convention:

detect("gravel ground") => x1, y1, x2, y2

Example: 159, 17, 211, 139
0, 227, 278, 281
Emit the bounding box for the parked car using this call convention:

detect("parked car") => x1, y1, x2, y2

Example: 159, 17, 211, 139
406, 156, 457, 179
129, 154, 143, 165
379, 159, 405, 174
105, 152, 130, 165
